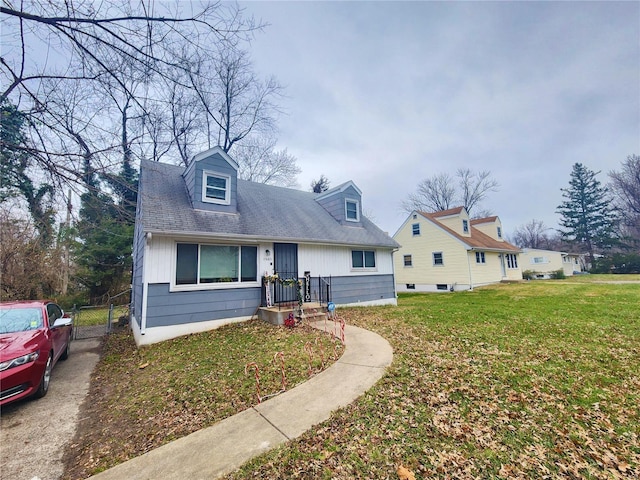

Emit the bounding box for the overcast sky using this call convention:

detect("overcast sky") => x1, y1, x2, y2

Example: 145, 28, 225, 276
239, 1, 640, 238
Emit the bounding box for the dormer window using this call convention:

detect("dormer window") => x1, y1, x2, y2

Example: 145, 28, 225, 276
462, 219, 469, 233
345, 199, 360, 222
203, 171, 230, 205
497, 226, 502, 239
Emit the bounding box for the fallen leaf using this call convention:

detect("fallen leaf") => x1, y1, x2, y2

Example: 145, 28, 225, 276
138, 362, 149, 369
397, 465, 416, 480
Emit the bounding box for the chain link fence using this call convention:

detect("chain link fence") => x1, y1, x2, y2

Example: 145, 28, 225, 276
72, 291, 130, 340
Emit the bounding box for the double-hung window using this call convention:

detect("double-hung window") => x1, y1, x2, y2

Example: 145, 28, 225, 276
176, 243, 257, 286
475, 251, 486, 264
433, 252, 444, 266
403, 255, 413, 267
412, 223, 420, 236
345, 199, 359, 222
462, 219, 469, 233
352, 250, 375, 269
202, 171, 230, 205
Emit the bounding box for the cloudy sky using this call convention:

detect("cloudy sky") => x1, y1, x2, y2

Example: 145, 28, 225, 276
239, 1, 640, 237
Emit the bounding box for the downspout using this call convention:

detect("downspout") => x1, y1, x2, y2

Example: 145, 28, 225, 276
467, 249, 474, 291
141, 232, 151, 335
391, 247, 399, 300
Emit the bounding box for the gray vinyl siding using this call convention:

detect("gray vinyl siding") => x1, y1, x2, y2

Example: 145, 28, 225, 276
316, 185, 362, 226
144, 284, 261, 328
131, 175, 146, 329
184, 152, 238, 214
330, 274, 395, 304
131, 223, 145, 328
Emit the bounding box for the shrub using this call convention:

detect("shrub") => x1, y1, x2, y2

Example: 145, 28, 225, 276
522, 270, 536, 280
550, 269, 566, 280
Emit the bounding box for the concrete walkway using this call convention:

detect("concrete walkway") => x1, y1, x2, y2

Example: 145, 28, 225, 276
90, 321, 393, 480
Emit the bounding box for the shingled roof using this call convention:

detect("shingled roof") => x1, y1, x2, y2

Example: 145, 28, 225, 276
138, 160, 398, 248
419, 210, 520, 253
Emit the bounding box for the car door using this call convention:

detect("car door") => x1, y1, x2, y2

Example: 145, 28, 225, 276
46, 303, 66, 362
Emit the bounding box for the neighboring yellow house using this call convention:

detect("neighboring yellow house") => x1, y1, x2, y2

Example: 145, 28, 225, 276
393, 207, 522, 292
520, 248, 583, 278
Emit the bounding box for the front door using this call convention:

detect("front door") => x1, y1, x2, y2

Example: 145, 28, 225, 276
500, 254, 506, 277
274, 243, 298, 279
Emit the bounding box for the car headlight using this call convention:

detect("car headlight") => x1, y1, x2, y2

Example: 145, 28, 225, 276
0, 351, 39, 372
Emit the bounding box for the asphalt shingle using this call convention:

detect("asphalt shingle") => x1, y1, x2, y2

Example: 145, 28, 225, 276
139, 160, 398, 248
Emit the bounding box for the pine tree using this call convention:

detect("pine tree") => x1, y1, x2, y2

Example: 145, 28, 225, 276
557, 163, 617, 268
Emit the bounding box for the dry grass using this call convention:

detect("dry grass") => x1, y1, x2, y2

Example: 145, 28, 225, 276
63, 276, 639, 479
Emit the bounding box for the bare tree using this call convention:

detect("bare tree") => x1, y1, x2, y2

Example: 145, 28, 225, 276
609, 154, 640, 246
400, 173, 456, 213
185, 47, 283, 156
0, 207, 63, 299
1, 1, 257, 186
402, 168, 499, 215
233, 135, 300, 187
511, 219, 552, 249
457, 168, 499, 214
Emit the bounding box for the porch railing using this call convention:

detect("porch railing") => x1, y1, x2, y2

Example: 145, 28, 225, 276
261, 273, 332, 309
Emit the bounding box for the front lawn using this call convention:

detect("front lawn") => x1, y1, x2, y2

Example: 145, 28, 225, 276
64, 277, 639, 479
231, 278, 639, 479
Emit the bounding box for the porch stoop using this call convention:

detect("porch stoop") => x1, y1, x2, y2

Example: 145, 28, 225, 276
257, 302, 327, 326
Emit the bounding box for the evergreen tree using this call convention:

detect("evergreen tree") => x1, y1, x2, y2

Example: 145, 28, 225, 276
557, 163, 617, 268
74, 189, 134, 304
311, 175, 330, 193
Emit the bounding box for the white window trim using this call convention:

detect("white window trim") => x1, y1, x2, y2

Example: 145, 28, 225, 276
403, 254, 413, 267
171, 242, 259, 292
462, 219, 469, 233
412, 223, 420, 236
475, 251, 486, 264
345, 198, 360, 222
433, 251, 444, 266
351, 249, 377, 271
202, 170, 231, 205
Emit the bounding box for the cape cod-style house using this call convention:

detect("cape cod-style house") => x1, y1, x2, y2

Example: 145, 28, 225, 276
393, 207, 522, 292
131, 147, 399, 345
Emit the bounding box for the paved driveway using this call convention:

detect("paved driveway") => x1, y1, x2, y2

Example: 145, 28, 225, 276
0, 338, 102, 480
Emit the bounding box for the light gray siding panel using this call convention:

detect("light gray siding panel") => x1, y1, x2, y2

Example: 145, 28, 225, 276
144, 284, 260, 327
330, 274, 395, 304
131, 175, 146, 328
183, 162, 195, 202
191, 153, 238, 213
316, 186, 362, 226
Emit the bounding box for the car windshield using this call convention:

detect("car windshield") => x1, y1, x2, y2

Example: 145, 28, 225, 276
0, 307, 44, 334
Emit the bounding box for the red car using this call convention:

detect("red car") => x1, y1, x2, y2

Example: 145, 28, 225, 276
0, 300, 74, 406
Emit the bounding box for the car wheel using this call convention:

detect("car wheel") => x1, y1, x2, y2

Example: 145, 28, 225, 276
60, 335, 71, 361
35, 353, 53, 398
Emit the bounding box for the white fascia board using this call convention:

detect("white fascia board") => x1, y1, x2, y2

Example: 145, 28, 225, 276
315, 180, 362, 200
191, 146, 239, 171
145, 230, 396, 249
